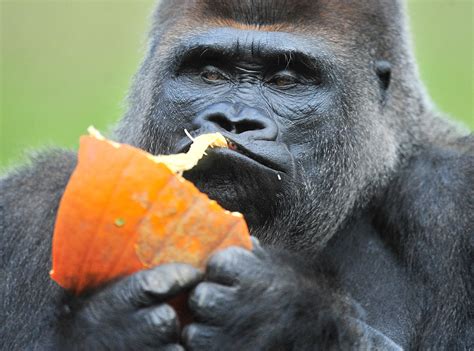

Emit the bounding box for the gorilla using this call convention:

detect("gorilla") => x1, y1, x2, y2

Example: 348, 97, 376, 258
1, 0, 472, 350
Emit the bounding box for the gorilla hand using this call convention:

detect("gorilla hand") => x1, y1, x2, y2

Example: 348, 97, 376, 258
182, 238, 307, 350
58, 263, 202, 351
182, 239, 402, 351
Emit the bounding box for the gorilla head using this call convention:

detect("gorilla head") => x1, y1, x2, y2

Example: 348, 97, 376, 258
116, 0, 426, 249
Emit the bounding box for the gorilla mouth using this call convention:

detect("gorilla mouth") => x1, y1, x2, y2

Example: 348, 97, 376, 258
225, 139, 287, 174
179, 137, 286, 174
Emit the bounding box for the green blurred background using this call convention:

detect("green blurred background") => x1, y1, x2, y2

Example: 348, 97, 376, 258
1, 0, 473, 168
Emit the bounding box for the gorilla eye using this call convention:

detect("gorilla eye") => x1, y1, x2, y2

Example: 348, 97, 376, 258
267, 72, 298, 89
201, 66, 227, 83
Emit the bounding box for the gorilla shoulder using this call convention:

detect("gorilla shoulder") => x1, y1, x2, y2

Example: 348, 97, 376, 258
1, 149, 76, 349
387, 133, 473, 225
1, 149, 76, 214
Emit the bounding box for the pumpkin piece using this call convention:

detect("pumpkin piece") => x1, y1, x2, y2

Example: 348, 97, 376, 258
50, 128, 252, 295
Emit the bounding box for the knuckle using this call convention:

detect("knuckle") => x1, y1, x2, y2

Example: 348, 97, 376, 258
173, 264, 202, 285
146, 304, 178, 329
172, 262, 197, 273
190, 283, 234, 316
194, 282, 211, 298
182, 324, 217, 350
251, 236, 261, 247
208, 247, 256, 274
156, 304, 178, 324
133, 268, 174, 296
225, 246, 246, 256
209, 247, 242, 266
153, 262, 197, 279
190, 283, 212, 308
208, 250, 227, 267
250, 237, 266, 255
182, 324, 199, 343
131, 271, 155, 296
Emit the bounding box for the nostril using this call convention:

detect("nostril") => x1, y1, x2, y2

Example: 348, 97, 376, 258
235, 120, 265, 134
199, 104, 274, 137
207, 114, 233, 132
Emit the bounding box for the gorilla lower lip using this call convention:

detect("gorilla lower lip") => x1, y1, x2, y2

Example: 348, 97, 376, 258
180, 138, 285, 174
229, 142, 285, 174
216, 147, 283, 174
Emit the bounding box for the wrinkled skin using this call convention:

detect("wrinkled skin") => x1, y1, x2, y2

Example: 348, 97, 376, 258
1, 0, 472, 350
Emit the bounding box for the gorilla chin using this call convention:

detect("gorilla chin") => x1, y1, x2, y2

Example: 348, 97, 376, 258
183, 147, 290, 227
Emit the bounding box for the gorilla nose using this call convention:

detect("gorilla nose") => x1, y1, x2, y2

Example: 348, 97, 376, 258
194, 102, 278, 141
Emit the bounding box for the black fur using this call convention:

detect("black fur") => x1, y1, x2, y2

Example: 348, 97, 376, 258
1, 0, 472, 350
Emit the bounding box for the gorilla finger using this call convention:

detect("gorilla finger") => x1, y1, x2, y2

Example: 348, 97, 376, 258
250, 236, 267, 259
116, 263, 203, 307
206, 247, 257, 285
182, 323, 220, 351
189, 282, 236, 323
132, 304, 180, 343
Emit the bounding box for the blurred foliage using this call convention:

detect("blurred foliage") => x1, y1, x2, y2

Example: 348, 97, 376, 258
1, 0, 472, 167
408, 0, 473, 129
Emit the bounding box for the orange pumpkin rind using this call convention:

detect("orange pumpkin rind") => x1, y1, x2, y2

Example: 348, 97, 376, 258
50, 127, 252, 295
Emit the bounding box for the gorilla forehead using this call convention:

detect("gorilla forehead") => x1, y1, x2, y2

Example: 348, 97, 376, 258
199, 0, 315, 24
208, 0, 400, 24
153, 0, 407, 65
157, 0, 403, 30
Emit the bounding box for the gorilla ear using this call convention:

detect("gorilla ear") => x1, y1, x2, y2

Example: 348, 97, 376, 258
374, 60, 392, 97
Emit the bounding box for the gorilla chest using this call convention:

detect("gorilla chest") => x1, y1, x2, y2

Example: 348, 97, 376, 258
322, 221, 419, 347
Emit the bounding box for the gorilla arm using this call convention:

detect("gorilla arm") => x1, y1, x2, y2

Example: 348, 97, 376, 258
0, 150, 201, 350
375, 137, 474, 349
1, 150, 75, 349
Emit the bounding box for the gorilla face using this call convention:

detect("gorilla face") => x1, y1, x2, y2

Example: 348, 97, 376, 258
167, 29, 331, 226
117, 1, 405, 248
